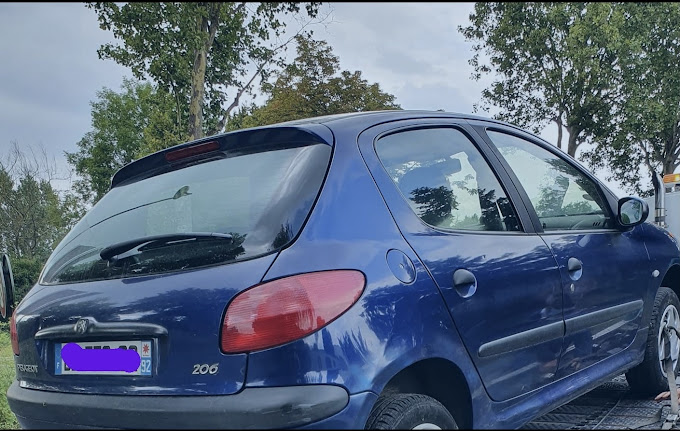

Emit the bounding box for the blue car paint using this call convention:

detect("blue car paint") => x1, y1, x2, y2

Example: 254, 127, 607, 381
14, 253, 277, 395
542, 229, 649, 379
643, 221, 680, 282
9, 110, 680, 429
356, 118, 567, 402
467, 121, 654, 381
246, 119, 485, 425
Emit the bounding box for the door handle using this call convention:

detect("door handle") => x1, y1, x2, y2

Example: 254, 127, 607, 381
567, 257, 583, 281
453, 269, 477, 298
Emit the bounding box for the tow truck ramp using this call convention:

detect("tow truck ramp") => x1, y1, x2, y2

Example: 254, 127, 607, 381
525, 375, 677, 429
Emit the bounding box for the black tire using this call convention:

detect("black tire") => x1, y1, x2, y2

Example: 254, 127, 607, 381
626, 286, 680, 395
365, 393, 457, 430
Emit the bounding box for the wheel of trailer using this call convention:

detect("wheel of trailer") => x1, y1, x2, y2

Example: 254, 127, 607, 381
365, 393, 457, 430
626, 286, 680, 395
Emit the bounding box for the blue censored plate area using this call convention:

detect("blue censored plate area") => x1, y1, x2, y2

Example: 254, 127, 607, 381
55, 340, 153, 376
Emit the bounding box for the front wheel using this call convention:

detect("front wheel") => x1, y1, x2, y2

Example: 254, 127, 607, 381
365, 394, 457, 430
626, 287, 680, 395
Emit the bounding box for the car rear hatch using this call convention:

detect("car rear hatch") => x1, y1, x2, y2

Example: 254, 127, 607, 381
12, 125, 333, 396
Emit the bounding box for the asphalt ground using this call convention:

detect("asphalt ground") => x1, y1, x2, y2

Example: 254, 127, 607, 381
524, 375, 680, 430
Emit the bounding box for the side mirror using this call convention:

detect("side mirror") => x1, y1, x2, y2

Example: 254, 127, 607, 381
0, 254, 15, 321
618, 197, 649, 228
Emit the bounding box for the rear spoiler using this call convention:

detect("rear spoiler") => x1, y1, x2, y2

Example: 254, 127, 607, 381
110, 124, 333, 190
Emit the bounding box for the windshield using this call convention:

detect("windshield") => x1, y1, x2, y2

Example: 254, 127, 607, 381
40, 143, 331, 285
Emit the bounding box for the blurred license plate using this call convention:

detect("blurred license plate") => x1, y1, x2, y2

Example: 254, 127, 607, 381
55, 340, 153, 376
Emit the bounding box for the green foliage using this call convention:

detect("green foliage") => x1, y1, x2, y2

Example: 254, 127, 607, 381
0, 154, 81, 261
461, 2, 680, 192
11, 257, 44, 306
227, 35, 400, 130
87, 2, 321, 140
0, 143, 82, 305
0, 332, 18, 428
460, 3, 624, 157
66, 78, 186, 205
582, 2, 680, 195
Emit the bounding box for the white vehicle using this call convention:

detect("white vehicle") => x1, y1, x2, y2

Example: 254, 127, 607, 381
646, 173, 680, 238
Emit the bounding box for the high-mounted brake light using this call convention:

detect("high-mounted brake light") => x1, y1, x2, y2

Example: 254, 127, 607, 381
10, 313, 18, 356
220, 270, 365, 353
165, 141, 220, 162
663, 174, 680, 184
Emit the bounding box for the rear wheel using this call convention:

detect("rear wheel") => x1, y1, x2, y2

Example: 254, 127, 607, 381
365, 393, 457, 430
626, 287, 680, 395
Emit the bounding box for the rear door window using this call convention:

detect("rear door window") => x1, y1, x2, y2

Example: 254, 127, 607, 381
375, 127, 521, 232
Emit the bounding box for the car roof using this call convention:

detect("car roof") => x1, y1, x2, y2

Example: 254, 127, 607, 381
264, 109, 540, 142
109, 110, 541, 190
272, 109, 493, 127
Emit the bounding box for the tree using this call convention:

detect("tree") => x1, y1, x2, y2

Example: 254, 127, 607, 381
226, 35, 400, 130
66, 78, 183, 205
87, 2, 322, 141
460, 2, 625, 157
583, 3, 680, 195
0, 142, 83, 301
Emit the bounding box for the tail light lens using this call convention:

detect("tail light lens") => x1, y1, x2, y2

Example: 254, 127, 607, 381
221, 270, 365, 353
10, 313, 19, 355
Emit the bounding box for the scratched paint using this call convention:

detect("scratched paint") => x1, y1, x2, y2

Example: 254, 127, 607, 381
61, 342, 141, 372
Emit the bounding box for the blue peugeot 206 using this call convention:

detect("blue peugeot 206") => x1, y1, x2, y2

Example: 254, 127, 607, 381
5, 110, 680, 429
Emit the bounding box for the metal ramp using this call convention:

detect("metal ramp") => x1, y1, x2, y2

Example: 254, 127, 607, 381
524, 375, 677, 430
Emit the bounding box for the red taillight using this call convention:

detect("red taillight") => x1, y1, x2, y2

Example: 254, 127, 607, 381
10, 314, 19, 356
220, 270, 365, 353
165, 141, 220, 162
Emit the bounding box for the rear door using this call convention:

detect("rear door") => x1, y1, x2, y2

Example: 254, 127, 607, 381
474, 122, 651, 378
358, 119, 565, 401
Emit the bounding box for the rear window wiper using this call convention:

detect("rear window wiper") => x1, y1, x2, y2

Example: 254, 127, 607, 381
100, 232, 234, 261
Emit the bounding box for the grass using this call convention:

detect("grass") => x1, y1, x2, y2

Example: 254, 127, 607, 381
0, 330, 18, 429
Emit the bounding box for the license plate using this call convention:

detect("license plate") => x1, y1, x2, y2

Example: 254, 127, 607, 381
55, 340, 153, 376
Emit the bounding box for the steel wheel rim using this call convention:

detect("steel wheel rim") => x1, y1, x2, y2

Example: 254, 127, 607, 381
658, 303, 680, 377
412, 424, 442, 430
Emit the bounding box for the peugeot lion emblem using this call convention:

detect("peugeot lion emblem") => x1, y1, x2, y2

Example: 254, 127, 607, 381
74, 318, 89, 335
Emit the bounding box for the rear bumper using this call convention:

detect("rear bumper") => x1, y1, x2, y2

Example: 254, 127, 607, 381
7, 381, 352, 429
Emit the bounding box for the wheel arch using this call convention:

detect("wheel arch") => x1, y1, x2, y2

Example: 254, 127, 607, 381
375, 357, 473, 429
662, 264, 680, 296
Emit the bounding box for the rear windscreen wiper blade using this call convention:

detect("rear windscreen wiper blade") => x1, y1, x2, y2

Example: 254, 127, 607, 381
100, 232, 234, 261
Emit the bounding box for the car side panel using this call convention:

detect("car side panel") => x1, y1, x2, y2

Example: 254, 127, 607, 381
240, 118, 672, 429
246, 121, 488, 428
643, 221, 680, 290
542, 228, 651, 378
468, 122, 654, 377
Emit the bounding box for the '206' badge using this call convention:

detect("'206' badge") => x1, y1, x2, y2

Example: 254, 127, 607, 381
192, 363, 219, 375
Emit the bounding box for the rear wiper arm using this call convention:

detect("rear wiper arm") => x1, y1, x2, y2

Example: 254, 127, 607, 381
100, 232, 233, 261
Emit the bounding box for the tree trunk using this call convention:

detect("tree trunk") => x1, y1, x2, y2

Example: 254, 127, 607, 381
566, 129, 579, 158
554, 114, 563, 150
187, 4, 221, 141
188, 45, 208, 141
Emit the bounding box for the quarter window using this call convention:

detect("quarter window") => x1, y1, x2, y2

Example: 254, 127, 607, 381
375, 127, 520, 232
485, 130, 613, 231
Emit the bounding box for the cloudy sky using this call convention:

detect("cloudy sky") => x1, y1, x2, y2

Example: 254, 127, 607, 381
0, 2, 628, 195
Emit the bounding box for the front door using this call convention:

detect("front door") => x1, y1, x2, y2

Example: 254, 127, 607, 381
479, 126, 651, 378
359, 120, 565, 401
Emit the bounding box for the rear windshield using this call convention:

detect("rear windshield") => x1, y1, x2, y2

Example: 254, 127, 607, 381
40, 143, 331, 285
